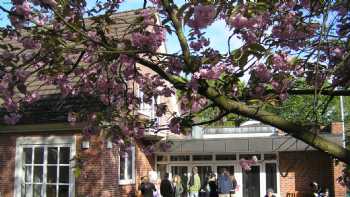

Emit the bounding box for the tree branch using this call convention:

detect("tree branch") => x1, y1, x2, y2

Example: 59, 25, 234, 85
161, 0, 192, 69
192, 111, 230, 126
198, 85, 350, 164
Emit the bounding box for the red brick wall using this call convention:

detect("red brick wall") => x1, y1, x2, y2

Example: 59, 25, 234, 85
332, 162, 346, 197
331, 122, 344, 135
279, 151, 335, 197
0, 135, 16, 197
119, 142, 155, 197
0, 133, 155, 197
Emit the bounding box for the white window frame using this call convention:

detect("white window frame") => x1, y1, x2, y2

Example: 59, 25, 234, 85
14, 136, 76, 197
119, 146, 136, 185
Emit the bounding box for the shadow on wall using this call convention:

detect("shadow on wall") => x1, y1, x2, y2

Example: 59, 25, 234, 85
279, 151, 334, 197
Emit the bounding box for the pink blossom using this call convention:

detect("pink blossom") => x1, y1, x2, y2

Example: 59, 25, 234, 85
160, 142, 172, 152
21, 37, 40, 49
228, 13, 249, 29
15, 1, 31, 17
169, 118, 181, 134
4, 98, 18, 112
67, 112, 77, 124
24, 92, 40, 103
188, 5, 216, 29
253, 64, 272, 82
4, 113, 21, 125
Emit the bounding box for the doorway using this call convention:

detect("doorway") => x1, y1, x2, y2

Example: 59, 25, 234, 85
242, 166, 260, 197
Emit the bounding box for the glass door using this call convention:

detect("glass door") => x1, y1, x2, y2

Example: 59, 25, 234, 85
195, 166, 212, 188
242, 165, 260, 197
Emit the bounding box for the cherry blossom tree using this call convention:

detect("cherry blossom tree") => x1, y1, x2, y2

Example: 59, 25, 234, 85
0, 0, 349, 167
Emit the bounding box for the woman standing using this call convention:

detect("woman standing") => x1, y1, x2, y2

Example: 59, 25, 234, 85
174, 175, 184, 197
208, 173, 218, 197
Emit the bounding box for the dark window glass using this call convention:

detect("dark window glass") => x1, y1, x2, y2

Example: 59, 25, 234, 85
127, 152, 133, 179
239, 154, 261, 160
120, 155, 125, 180
48, 147, 58, 164
170, 155, 190, 161
33, 184, 42, 197
58, 185, 69, 197
25, 166, 32, 183
157, 155, 168, 162
33, 166, 43, 183
192, 155, 213, 161
24, 148, 32, 164
266, 163, 277, 193
264, 154, 277, 160
34, 147, 44, 164
216, 154, 236, 160
47, 166, 57, 183
46, 185, 57, 197
59, 166, 69, 183
59, 147, 70, 164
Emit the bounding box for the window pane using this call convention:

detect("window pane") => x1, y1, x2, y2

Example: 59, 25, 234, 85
33, 166, 43, 183
47, 166, 57, 183
127, 155, 133, 180
34, 147, 44, 164
216, 154, 236, 160
120, 157, 125, 180
170, 155, 190, 161
48, 147, 58, 164
33, 184, 42, 197
24, 184, 32, 197
59, 147, 70, 164
46, 185, 57, 197
25, 166, 32, 183
58, 185, 69, 197
59, 166, 69, 183
23, 148, 32, 164
266, 163, 277, 193
192, 155, 213, 161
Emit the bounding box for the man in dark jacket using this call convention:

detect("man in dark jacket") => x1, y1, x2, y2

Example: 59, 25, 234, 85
160, 173, 174, 197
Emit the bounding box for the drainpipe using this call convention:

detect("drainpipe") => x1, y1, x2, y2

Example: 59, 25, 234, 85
340, 95, 345, 148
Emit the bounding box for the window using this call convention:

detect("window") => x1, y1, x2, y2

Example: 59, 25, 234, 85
192, 155, 213, 161
119, 147, 135, 184
216, 154, 236, 161
170, 155, 190, 161
266, 163, 277, 193
264, 154, 277, 160
15, 136, 75, 197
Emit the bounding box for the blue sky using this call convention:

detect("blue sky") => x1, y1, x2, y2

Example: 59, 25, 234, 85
0, 0, 242, 53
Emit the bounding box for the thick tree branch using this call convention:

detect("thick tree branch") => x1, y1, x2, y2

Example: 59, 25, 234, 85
192, 111, 230, 126
161, 0, 192, 69
199, 85, 350, 164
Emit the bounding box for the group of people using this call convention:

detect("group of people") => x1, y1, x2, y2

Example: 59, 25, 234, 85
138, 167, 238, 197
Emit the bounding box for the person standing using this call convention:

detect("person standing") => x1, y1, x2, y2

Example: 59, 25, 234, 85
208, 173, 218, 197
264, 188, 276, 197
160, 173, 174, 197
189, 167, 201, 197
181, 172, 188, 197
140, 176, 157, 197
218, 169, 233, 197
174, 175, 184, 197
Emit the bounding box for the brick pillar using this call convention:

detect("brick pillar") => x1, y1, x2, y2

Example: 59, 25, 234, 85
333, 162, 347, 197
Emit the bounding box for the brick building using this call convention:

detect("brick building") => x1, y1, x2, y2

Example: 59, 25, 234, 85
0, 8, 347, 197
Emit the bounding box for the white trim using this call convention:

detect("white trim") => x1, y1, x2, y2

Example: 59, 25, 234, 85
118, 146, 136, 185
14, 136, 76, 197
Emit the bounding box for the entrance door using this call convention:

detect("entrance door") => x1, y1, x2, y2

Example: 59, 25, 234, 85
196, 166, 212, 188
242, 166, 260, 197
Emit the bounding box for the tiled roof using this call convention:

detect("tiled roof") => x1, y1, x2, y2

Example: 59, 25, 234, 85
0, 8, 155, 125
